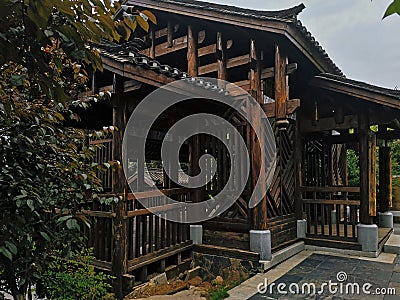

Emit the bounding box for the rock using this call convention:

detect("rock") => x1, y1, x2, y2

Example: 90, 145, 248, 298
185, 266, 201, 281
149, 272, 167, 286
214, 276, 223, 285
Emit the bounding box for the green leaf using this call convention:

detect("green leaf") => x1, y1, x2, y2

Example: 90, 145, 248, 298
5, 241, 17, 255
40, 232, 51, 242
383, 0, 400, 18
27, 199, 34, 211
66, 218, 79, 230
0, 246, 13, 261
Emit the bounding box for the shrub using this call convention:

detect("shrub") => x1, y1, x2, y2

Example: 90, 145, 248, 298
41, 249, 114, 300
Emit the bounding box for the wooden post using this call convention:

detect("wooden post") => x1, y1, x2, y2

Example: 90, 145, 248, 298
379, 146, 392, 212
187, 25, 198, 77
294, 112, 303, 219
249, 39, 267, 230
190, 133, 202, 202
167, 22, 173, 48
149, 29, 156, 59
111, 74, 128, 299
216, 32, 227, 81
274, 44, 288, 121
358, 113, 376, 224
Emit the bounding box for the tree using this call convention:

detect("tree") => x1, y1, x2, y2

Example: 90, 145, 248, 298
0, 0, 155, 298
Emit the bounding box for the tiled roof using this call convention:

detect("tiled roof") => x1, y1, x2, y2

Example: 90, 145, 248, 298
292, 20, 343, 76
134, 0, 343, 76
149, 0, 306, 21
98, 41, 230, 95
316, 73, 400, 100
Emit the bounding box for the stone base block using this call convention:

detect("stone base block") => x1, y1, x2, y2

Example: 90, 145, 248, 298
190, 225, 203, 244
297, 219, 307, 238
249, 230, 271, 261
379, 212, 394, 228
357, 224, 378, 252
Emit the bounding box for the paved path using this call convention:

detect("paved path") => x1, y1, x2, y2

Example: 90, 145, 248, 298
228, 250, 399, 300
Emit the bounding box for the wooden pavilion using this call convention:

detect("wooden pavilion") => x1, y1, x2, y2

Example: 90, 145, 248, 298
76, 1, 400, 297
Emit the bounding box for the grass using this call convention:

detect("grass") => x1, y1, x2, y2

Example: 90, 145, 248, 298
206, 280, 241, 300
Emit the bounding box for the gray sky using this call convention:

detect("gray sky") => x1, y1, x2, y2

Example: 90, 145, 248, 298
198, 0, 400, 89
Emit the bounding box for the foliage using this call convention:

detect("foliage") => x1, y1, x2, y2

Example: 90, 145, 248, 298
0, 0, 156, 104
384, 0, 400, 18
206, 280, 240, 300
0, 0, 156, 298
40, 248, 115, 300
347, 149, 360, 186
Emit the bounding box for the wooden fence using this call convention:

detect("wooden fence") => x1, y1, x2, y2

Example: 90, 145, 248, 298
81, 188, 192, 278
301, 186, 360, 241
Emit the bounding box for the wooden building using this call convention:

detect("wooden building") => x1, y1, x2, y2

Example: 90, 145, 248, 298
77, 1, 400, 297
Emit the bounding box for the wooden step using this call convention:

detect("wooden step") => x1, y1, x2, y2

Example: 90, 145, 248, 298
193, 244, 259, 262
304, 237, 362, 251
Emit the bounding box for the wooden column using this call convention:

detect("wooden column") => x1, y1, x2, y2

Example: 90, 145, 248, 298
294, 112, 303, 219
149, 29, 156, 59
274, 44, 288, 121
249, 39, 267, 230
358, 113, 376, 224
187, 25, 198, 77
167, 22, 173, 48
190, 134, 202, 202
111, 74, 128, 299
379, 146, 392, 212
216, 32, 227, 81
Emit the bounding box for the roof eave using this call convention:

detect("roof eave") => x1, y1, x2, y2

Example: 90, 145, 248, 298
311, 75, 400, 110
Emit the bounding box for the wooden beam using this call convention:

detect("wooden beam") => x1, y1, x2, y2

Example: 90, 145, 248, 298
262, 99, 300, 118
300, 115, 358, 133
358, 113, 375, 224
198, 54, 250, 75
141, 30, 206, 58
311, 75, 400, 110
187, 25, 198, 77
261, 63, 298, 79
274, 44, 288, 120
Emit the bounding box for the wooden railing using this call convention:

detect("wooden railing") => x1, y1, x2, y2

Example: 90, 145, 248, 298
89, 138, 113, 190
82, 188, 192, 272
300, 186, 360, 242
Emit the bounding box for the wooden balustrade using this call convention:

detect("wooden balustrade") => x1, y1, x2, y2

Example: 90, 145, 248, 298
300, 186, 360, 241
82, 188, 192, 272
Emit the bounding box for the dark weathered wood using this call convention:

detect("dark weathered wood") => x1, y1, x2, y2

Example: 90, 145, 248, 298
262, 99, 300, 118
379, 146, 392, 212
261, 63, 298, 79
127, 241, 193, 272
311, 75, 400, 110
187, 25, 198, 77
167, 22, 173, 47
302, 199, 360, 206
249, 39, 267, 230
358, 113, 375, 224
294, 116, 303, 220
193, 244, 259, 261
300, 115, 358, 133
198, 54, 250, 75
111, 74, 128, 299
216, 32, 226, 81
274, 44, 288, 120
300, 186, 360, 193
